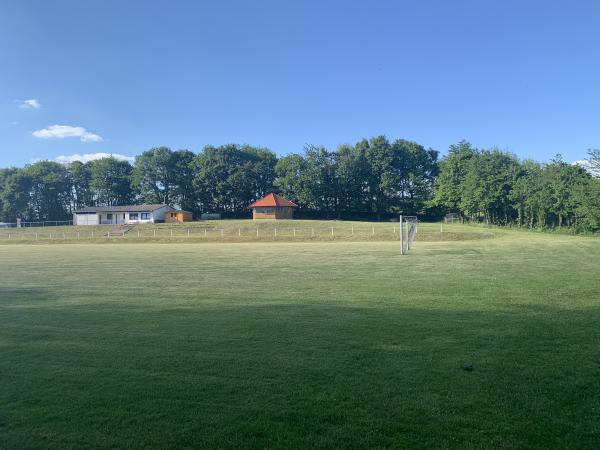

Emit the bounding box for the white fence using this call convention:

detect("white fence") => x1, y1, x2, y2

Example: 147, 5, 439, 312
0, 220, 73, 228
0, 225, 418, 242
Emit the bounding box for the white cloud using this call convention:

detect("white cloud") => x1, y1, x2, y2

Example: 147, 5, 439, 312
32, 125, 103, 142
55, 153, 134, 164
19, 99, 42, 109
573, 160, 600, 177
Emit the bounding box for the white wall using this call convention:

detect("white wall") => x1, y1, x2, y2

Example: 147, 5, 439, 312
75, 206, 173, 225
150, 205, 173, 222
74, 213, 98, 225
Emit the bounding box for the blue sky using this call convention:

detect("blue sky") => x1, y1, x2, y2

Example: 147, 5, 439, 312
1, 0, 599, 167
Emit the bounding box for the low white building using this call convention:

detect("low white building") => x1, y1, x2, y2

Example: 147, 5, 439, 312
73, 204, 173, 225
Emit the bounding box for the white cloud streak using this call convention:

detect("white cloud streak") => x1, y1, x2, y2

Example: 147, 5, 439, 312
32, 125, 103, 142
19, 99, 42, 109
573, 160, 600, 177
55, 153, 135, 164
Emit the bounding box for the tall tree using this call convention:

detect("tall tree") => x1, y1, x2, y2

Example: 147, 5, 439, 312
25, 161, 71, 221
575, 177, 600, 232
588, 149, 600, 174
0, 168, 31, 222
363, 136, 394, 217
90, 157, 134, 206
132, 147, 178, 204
274, 153, 308, 203
192, 144, 277, 213
335, 144, 370, 214
69, 161, 93, 210
171, 149, 198, 213
432, 141, 477, 217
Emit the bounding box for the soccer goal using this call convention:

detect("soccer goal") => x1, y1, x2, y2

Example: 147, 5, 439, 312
399, 215, 418, 255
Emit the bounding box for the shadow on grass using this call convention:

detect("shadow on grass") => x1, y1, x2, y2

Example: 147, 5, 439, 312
2, 290, 600, 449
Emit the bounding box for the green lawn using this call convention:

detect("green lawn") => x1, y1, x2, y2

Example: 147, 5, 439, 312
0, 220, 494, 243
1, 230, 599, 448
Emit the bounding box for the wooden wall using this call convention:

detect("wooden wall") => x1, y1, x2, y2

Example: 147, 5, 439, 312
164, 211, 193, 223
253, 207, 295, 220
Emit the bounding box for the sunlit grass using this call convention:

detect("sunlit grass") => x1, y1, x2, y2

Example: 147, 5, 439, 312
1, 234, 599, 448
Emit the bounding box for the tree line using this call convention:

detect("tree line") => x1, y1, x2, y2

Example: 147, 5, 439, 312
0, 137, 598, 232
0, 136, 438, 222
433, 142, 600, 232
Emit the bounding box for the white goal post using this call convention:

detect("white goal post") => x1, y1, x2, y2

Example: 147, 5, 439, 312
399, 215, 418, 255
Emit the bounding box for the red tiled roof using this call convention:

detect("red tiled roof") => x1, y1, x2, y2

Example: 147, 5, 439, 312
249, 193, 298, 208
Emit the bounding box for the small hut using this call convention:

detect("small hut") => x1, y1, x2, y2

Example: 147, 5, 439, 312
249, 193, 298, 220
164, 210, 193, 223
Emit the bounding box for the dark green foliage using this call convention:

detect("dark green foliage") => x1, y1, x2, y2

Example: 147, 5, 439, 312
89, 157, 134, 206
0, 136, 598, 231
0, 167, 31, 222
69, 160, 93, 210
25, 160, 71, 221
132, 147, 179, 204
192, 144, 276, 213
433, 142, 599, 231
275, 137, 438, 218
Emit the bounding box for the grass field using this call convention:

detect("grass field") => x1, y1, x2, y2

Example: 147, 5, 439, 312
1, 227, 600, 448
0, 220, 496, 243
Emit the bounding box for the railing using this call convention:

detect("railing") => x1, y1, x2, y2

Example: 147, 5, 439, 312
0, 220, 73, 228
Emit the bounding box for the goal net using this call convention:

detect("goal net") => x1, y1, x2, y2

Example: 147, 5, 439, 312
400, 215, 418, 254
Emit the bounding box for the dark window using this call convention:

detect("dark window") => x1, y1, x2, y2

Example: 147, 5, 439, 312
130, 213, 139, 220
107, 214, 113, 220
141, 213, 150, 220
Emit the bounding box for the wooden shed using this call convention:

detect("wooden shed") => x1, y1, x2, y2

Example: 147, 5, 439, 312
164, 210, 193, 223
249, 193, 298, 220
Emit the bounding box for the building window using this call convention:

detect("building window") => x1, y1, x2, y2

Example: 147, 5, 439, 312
141, 213, 150, 220
107, 213, 113, 220
130, 213, 138, 220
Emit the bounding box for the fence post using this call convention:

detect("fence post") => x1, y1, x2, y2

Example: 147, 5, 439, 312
63, 232, 66, 240
221, 229, 224, 237
170, 229, 173, 238
137, 230, 140, 238
372, 226, 375, 236
351, 225, 354, 236
256, 228, 259, 238
187, 228, 190, 237
440, 222, 443, 233
400, 215, 404, 255
153, 229, 156, 238
77, 231, 80, 240
293, 228, 296, 238
311, 227, 314, 237
49, 233, 52, 239
91, 231, 94, 239
238, 228, 241, 237
331, 227, 334, 239
35, 233, 38, 240
204, 229, 207, 238
274, 228, 277, 239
